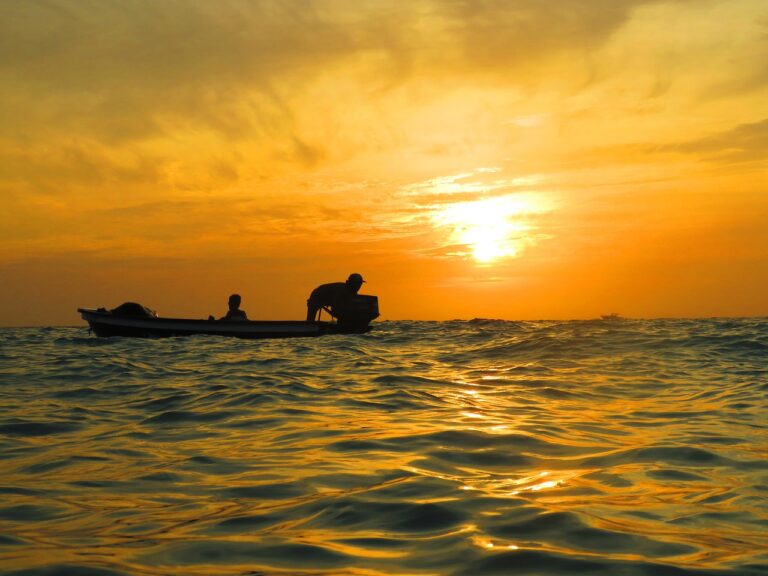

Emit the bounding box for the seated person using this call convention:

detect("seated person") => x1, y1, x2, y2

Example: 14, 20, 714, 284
220, 293, 248, 321
306, 273, 364, 321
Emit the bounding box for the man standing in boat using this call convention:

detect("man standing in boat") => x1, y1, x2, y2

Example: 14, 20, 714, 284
306, 273, 365, 322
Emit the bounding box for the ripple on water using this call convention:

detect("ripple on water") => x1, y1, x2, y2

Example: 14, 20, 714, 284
3, 566, 129, 576
0, 420, 83, 437
451, 549, 747, 576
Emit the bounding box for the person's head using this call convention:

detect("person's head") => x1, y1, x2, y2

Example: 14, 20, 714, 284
228, 294, 241, 310
346, 273, 365, 294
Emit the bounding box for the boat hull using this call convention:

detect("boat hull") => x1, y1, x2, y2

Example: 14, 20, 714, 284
78, 309, 369, 339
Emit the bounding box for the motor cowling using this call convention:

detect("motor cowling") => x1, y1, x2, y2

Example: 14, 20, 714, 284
334, 295, 379, 333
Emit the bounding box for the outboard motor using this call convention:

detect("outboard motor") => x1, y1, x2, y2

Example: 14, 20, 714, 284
334, 295, 379, 333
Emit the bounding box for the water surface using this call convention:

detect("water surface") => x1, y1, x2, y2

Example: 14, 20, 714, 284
0, 319, 766, 575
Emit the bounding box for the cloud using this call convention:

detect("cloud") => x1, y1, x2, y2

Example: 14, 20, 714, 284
662, 119, 768, 164
1, 0, 764, 268
440, 0, 646, 74
0, 1, 355, 143
6, 0, 756, 195
0, 142, 164, 193
398, 170, 546, 204
0, 0, 683, 144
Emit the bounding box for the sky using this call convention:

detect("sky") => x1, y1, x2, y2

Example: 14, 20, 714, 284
1, 0, 767, 326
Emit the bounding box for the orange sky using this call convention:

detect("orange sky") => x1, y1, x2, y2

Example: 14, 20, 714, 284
1, 1, 767, 326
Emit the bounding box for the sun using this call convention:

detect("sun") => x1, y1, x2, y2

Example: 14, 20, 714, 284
431, 194, 548, 264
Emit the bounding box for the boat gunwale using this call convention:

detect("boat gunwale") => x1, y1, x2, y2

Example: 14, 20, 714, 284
77, 308, 331, 329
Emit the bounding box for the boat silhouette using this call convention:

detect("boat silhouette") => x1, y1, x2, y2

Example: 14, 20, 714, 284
78, 296, 379, 339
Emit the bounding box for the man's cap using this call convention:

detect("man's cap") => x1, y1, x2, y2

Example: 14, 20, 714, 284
347, 273, 365, 283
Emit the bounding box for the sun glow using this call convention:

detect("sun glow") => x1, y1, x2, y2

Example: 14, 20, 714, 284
432, 194, 551, 264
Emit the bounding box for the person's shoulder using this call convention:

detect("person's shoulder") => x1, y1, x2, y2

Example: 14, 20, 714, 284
316, 282, 345, 291
223, 309, 248, 320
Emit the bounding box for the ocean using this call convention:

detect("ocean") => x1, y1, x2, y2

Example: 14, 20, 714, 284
0, 318, 766, 576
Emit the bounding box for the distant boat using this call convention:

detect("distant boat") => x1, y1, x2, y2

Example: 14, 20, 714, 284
78, 296, 379, 339
600, 313, 625, 321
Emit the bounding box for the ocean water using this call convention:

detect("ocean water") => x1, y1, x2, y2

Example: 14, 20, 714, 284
0, 318, 766, 576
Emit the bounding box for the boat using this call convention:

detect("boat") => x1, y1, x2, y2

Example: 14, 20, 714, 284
600, 313, 625, 321
78, 296, 379, 339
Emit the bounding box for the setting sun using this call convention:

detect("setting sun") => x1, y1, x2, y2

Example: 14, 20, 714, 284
431, 193, 551, 264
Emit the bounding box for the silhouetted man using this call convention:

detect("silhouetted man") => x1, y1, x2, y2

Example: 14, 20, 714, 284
221, 294, 248, 321
306, 273, 365, 322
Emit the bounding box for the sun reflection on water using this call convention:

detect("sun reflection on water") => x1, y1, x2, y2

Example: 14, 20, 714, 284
455, 470, 578, 500
472, 536, 521, 551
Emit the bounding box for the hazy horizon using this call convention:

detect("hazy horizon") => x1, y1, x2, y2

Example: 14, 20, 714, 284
4, 314, 768, 330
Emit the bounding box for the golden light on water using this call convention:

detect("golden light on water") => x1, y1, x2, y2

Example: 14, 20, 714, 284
472, 537, 521, 551
431, 193, 552, 265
